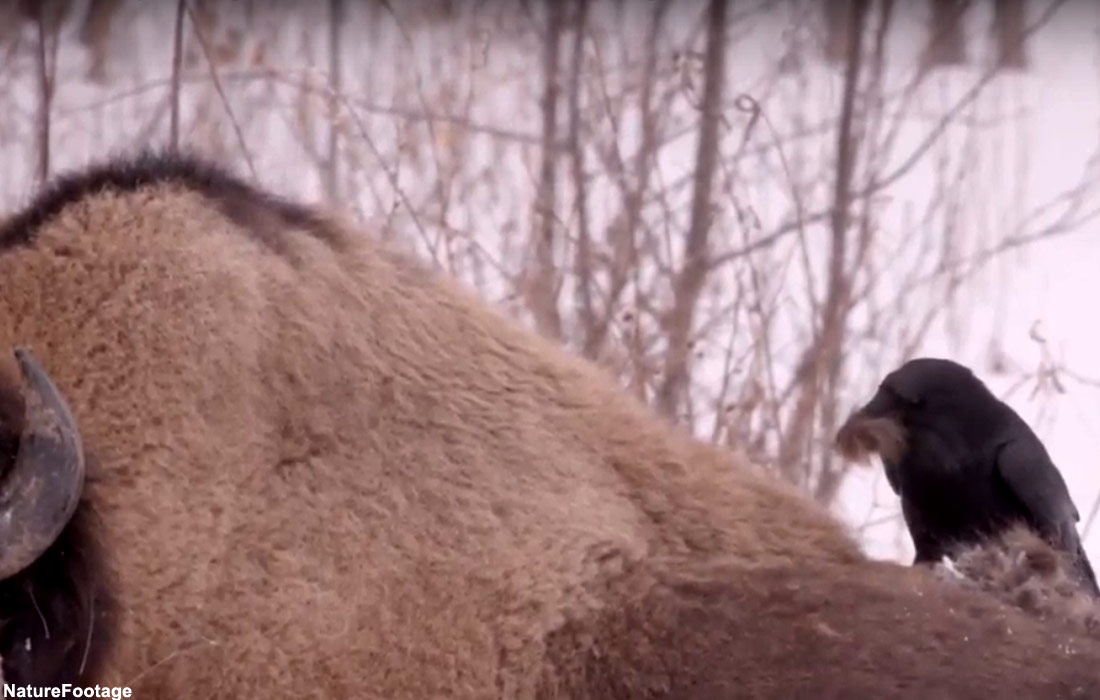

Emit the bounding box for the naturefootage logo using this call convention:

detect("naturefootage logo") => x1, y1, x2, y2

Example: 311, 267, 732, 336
3, 686, 131, 699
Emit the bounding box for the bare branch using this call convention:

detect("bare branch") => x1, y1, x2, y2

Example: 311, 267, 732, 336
567, 0, 596, 347
324, 0, 344, 202
528, 0, 567, 340
778, 0, 870, 495
654, 0, 730, 419
169, 0, 187, 152
32, 0, 62, 185
185, 2, 257, 180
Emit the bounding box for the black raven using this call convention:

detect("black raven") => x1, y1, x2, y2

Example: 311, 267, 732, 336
835, 357, 1100, 598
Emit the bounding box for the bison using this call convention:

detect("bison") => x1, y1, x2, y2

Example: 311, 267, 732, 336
0, 151, 1099, 698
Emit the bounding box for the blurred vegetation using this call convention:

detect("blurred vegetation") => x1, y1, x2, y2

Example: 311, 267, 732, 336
0, 0, 1094, 560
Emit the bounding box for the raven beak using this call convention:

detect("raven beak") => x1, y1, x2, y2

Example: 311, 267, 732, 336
856, 386, 895, 419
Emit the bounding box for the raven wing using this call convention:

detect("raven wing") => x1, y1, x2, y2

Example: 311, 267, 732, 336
994, 435, 1079, 551
996, 435, 1100, 597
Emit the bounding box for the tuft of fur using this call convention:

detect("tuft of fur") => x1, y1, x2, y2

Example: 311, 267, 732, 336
834, 411, 908, 465
0, 149, 335, 256
2, 150, 1100, 698
942, 525, 1100, 639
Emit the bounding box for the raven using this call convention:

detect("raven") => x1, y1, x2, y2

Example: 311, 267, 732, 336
835, 357, 1100, 598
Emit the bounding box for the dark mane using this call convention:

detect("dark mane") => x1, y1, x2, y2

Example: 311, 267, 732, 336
0, 371, 114, 686
0, 494, 116, 687
0, 149, 335, 254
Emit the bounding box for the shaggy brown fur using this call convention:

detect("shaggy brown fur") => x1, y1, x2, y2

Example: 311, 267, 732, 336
0, 361, 22, 475
945, 524, 1100, 640
834, 410, 908, 465
541, 556, 1100, 698
1, 151, 1100, 698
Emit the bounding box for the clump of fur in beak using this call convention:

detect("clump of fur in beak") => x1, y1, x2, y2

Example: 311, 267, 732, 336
834, 411, 908, 465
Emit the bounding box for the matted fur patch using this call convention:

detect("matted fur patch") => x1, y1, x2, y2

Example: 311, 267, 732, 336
936, 525, 1100, 639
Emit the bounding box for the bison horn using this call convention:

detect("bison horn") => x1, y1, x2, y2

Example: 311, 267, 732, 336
0, 348, 86, 580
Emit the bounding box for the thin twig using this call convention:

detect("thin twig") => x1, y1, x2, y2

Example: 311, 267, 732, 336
185, 2, 257, 180
168, 0, 187, 151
